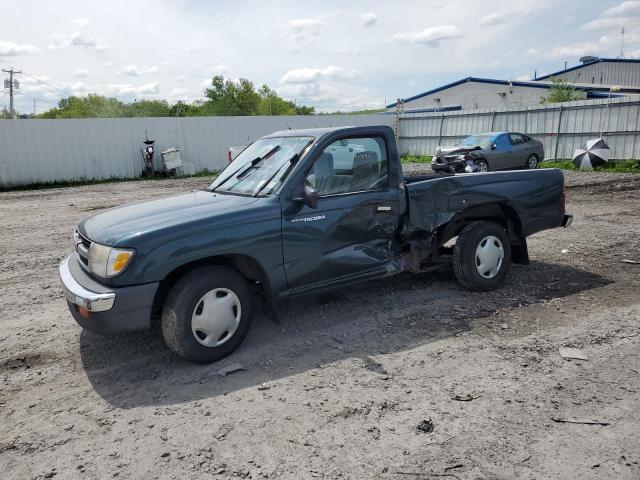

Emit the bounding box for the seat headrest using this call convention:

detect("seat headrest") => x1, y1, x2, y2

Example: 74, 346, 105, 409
314, 152, 334, 177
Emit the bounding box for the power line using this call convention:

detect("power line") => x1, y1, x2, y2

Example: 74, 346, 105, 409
21, 71, 75, 98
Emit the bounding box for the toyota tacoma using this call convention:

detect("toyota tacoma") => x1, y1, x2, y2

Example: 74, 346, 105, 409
59, 126, 572, 363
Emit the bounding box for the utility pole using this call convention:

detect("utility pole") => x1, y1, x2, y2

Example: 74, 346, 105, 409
2, 67, 22, 119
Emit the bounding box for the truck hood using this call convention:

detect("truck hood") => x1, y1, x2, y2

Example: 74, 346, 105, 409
79, 190, 260, 245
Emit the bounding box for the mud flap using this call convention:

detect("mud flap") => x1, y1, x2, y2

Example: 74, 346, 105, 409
511, 235, 530, 265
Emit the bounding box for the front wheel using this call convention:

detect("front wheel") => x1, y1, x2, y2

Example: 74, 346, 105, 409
525, 154, 539, 169
475, 159, 489, 172
161, 266, 254, 363
453, 221, 511, 291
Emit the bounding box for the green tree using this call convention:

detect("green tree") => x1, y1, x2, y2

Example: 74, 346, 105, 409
203, 76, 261, 115
36, 76, 315, 118
0, 107, 13, 119
540, 78, 586, 104
295, 105, 316, 115
39, 95, 127, 118
258, 85, 294, 115
125, 99, 171, 117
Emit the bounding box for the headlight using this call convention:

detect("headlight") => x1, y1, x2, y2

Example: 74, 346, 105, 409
89, 243, 135, 278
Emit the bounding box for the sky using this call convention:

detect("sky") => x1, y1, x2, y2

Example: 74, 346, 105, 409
1, 0, 639, 114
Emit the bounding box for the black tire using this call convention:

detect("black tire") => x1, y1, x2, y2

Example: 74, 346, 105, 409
453, 221, 511, 291
525, 154, 539, 169
161, 266, 253, 363
476, 159, 489, 172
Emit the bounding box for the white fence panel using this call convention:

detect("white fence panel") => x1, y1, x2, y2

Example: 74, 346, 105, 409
0, 114, 394, 187
398, 98, 640, 160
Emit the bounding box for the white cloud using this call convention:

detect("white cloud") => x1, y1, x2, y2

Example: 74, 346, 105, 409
176, 74, 187, 82
582, 1, 640, 30
602, 1, 640, 17
359, 12, 378, 27
69, 17, 91, 27
72, 69, 89, 78
279, 66, 360, 84
117, 64, 159, 76
168, 87, 189, 100
48, 31, 109, 51
551, 36, 614, 58
480, 12, 507, 27
0, 40, 40, 56
581, 17, 627, 31
209, 65, 231, 76
104, 82, 160, 96
526, 48, 539, 55
103, 59, 116, 68
287, 18, 325, 40
392, 25, 463, 47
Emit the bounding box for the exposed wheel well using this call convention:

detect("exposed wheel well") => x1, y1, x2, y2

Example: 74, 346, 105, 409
151, 254, 271, 319
436, 203, 528, 263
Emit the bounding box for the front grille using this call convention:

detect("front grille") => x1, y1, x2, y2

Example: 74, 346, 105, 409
74, 230, 91, 269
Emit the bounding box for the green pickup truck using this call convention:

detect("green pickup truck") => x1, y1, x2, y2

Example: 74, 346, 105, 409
59, 125, 572, 363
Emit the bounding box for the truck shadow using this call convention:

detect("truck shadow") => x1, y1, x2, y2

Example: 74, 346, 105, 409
79, 261, 609, 408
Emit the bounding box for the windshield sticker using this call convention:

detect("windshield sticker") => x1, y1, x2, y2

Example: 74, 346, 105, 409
290, 215, 326, 223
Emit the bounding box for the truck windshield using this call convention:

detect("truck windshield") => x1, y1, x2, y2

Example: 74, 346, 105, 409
209, 136, 314, 196
458, 135, 494, 149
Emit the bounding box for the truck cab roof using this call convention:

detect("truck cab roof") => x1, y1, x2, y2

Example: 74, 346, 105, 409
264, 125, 393, 139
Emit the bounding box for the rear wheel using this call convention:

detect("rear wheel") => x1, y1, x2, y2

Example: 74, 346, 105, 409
525, 154, 539, 169
161, 266, 254, 363
453, 221, 511, 291
476, 159, 489, 172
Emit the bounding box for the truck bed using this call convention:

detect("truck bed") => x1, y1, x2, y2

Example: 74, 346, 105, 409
402, 168, 566, 241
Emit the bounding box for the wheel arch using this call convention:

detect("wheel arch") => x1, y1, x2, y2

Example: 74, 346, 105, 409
436, 203, 528, 264
151, 254, 272, 318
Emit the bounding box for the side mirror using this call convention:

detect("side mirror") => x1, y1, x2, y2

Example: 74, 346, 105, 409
303, 184, 319, 209
491, 143, 497, 150
294, 184, 319, 209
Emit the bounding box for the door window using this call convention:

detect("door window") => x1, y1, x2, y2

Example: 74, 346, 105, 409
509, 133, 525, 145
493, 134, 511, 151
306, 137, 389, 196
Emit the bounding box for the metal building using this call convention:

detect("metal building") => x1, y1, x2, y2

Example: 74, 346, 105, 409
387, 58, 640, 113
534, 58, 640, 87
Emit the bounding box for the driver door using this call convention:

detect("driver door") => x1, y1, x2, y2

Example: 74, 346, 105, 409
487, 133, 513, 170
280, 136, 402, 295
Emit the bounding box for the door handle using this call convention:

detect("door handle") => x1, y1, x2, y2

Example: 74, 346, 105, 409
377, 206, 392, 212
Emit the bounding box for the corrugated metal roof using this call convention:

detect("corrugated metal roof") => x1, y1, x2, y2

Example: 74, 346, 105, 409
386, 76, 640, 108
535, 58, 640, 81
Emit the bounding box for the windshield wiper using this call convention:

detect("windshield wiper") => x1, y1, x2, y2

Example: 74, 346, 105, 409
253, 139, 313, 197
211, 145, 281, 192
253, 152, 299, 197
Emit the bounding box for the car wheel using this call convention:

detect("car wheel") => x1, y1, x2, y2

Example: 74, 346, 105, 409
525, 154, 539, 169
476, 159, 489, 172
453, 221, 511, 291
161, 266, 254, 363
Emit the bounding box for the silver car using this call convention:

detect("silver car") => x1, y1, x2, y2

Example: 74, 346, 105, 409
432, 131, 545, 173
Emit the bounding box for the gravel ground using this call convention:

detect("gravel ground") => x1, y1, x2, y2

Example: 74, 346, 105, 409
1, 170, 639, 480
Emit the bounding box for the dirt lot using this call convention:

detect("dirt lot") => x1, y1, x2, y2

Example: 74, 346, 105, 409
1, 170, 639, 480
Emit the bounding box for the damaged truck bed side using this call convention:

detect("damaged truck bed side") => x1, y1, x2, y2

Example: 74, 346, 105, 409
59, 125, 572, 363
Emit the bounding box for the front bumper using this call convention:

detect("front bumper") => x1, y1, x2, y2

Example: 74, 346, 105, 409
59, 254, 159, 334
432, 158, 465, 172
